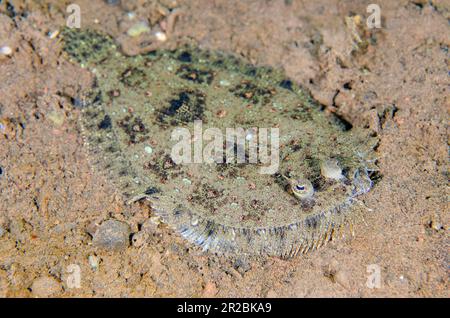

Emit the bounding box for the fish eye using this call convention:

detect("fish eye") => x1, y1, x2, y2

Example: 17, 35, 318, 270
289, 178, 314, 200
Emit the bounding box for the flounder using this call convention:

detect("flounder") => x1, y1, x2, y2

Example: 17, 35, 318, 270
62, 28, 378, 257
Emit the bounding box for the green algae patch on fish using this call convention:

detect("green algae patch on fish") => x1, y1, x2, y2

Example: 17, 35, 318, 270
62, 28, 378, 257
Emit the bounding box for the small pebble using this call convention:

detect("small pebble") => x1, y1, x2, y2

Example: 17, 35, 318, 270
127, 21, 151, 37
30, 276, 61, 297
85, 221, 99, 237
0, 226, 5, 238
47, 30, 59, 39
233, 258, 251, 275
154, 31, 167, 42
88, 255, 99, 270
92, 219, 131, 251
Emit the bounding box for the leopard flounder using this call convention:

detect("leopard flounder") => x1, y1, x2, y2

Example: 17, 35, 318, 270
62, 28, 378, 257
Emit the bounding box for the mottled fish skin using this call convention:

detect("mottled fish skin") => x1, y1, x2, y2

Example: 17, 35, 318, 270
62, 28, 379, 258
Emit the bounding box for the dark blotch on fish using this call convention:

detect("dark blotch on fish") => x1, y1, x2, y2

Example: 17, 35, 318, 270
279, 79, 293, 91
178, 51, 192, 62
98, 115, 112, 130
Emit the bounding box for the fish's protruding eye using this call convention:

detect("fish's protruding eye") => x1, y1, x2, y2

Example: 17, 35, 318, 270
320, 158, 344, 180
295, 185, 305, 191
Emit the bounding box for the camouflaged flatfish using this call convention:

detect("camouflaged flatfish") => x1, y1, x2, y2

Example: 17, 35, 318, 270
62, 28, 378, 257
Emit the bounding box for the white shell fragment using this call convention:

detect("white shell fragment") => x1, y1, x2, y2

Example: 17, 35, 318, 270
48, 30, 60, 39
0, 46, 13, 57
154, 31, 167, 42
